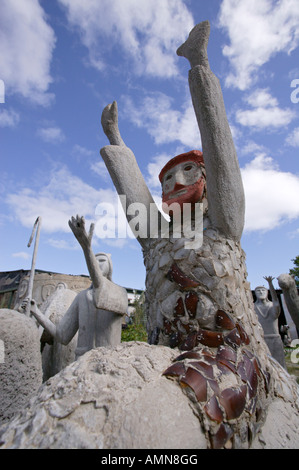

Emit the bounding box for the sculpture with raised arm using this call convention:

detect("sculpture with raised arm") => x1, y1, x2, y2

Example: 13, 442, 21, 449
2, 21, 298, 452
28, 215, 128, 359
277, 273, 299, 331
99, 21, 296, 448
254, 276, 286, 368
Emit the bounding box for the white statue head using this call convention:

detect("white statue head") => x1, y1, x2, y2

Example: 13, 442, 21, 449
95, 252, 113, 280
254, 286, 268, 301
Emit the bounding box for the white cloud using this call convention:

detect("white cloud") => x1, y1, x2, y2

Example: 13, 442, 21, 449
286, 127, 299, 147
37, 126, 65, 144
218, 0, 299, 90
58, 0, 194, 78
12, 251, 31, 260
0, 0, 56, 105
146, 153, 173, 189
5, 166, 117, 234
122, 92, 201, 148
241, 153, 299, 231
235, 88, 295, 130
90, 161, 110, 181
47, 238, 79, 250
0, 109, 20, 127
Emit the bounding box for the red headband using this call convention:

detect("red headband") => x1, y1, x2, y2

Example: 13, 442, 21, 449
159, 150, 204, 183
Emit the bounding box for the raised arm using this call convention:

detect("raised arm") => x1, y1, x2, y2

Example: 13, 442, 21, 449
100, 102, 164, 246
177, 21, 245, 241
69, 215, 103, 289
264, 275, 281, 317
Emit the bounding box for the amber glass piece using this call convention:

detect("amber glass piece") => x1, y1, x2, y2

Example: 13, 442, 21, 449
185, 291, 199, 318
197, 328, 224, 348
189, 360, 214, 379
237, 360, 247, 383
163, 362, 186, 378
209, 424, 233, 449
252, 356, 262, 377
180, 367, 208, 402
167, 263, 200, 289
224, 328, 242, 349
180, 331, 197, 351
219, 385, 247, 420
174, 351, 202, 362
179, 320, 192, 334
163, 318, 173, 336
204, 395, 224, 423
201, 349, 217, 365
174, 297, 185, 317
216, 345, 237, 364
215, 310, 235, 330
236, 322, 250, 345
208, 378, 221, 396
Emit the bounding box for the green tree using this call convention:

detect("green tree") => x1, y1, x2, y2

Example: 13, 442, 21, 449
121, 292, 147, 342
289, 256, 299, 287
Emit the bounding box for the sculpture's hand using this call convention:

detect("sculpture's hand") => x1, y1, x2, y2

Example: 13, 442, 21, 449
101, 101, 125, 146
264, 275, 275, 284
18, 296, 30, 313
177, 20, 210, 68
69, 215, 94, 250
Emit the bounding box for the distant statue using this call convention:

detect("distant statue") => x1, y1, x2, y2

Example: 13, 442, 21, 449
26, 215, 128, 360
277, 273, 299, 332
254, 276, 286, 368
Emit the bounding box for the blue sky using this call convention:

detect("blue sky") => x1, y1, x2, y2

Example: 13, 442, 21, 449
1, 0, 299, 292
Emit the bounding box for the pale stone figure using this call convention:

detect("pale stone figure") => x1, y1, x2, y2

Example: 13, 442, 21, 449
277, 273, 299, 331
254, 277, 286, 368
28, 215, 128, 359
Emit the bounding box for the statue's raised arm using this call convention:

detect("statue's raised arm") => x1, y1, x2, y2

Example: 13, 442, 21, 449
177, 21, 245, 241
100, 102, 161, 247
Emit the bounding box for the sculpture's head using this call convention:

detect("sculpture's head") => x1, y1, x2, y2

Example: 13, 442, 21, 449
159, 150, 206, 209
95, 252, 113, 280
254, 286, 268, 301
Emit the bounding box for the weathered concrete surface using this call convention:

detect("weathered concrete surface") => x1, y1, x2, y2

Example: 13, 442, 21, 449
0, 309, 42, 425
278, 273, 299, 330
0, 342, 298, 449
40, 287, 78, 381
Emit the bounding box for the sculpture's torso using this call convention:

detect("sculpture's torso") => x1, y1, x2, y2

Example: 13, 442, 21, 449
144, 225, 261, 350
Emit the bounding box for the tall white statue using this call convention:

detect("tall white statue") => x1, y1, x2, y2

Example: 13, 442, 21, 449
27, 215, 128, 359
254, 276, 286, 368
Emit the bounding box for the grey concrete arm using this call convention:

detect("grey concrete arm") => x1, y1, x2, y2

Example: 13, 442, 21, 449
69, 215, 103, 290
29, 300, 57, 339
264, 276, 280, 317
177, 21, 245, 241
100, 102, 164, 246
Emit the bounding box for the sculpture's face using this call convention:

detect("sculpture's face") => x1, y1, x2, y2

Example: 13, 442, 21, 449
95, 254, 110, 278
161, 161, 205, 208
255, 287, 268, 300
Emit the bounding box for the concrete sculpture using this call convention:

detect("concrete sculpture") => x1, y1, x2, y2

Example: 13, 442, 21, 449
254, 277, 286, 368
99, 20, 298, 448
27, 215, 128, 359
0, 21, 298, 450
277, 273, 299, 331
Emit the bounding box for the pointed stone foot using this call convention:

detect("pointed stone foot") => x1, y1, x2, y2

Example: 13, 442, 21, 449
177, 20, 210, 68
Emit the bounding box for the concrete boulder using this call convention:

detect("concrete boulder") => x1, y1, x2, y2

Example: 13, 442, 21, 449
0, 342, 298, 449
0, 309, 42, 425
